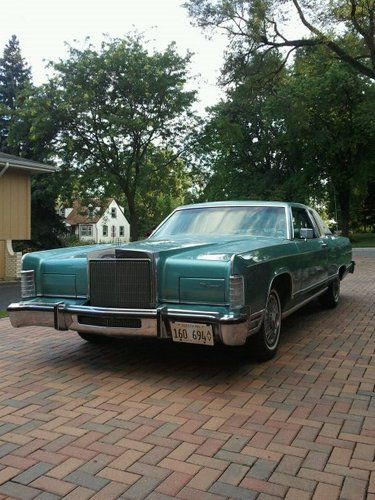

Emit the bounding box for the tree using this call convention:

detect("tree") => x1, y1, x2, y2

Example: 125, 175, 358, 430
5, 66, 68, 251
74, 146, 193, 238
134, 148, 192, 236
192, 52, 310, 203
280, 46, 375, 235
7, 82, 64, 161
192, 45, 375, 235
46, 35, 196, 240
0, 36, 65, 251
0, 35, 31, 152
185, 0, 375, 81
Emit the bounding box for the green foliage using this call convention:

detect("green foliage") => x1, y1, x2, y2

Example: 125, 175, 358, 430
61, 235, 95, 247
134, 148, 192, 236
29, 175, 67, 249
350, 233, 375, 247
185, 0, 375, 80
5, 34, 196, 246
8, 82, 66, 162
0, 37, 66, 252
13, 173, 67, 252
192, 51, 310, 203
3, 28, 373, 242
43, 34, 197, 240
0, 35, 31, 153
281, 45, 375, 234
187, 0, 375, 208
192, 44, 375, 234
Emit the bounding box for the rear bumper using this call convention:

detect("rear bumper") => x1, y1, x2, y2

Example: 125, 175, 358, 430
342, 260, 355, 279
7, 302, 255, 346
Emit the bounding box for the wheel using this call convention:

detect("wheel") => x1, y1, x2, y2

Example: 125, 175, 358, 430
78, 332, 114, 343
319, 277, 340, 309
251, 288, 282, 361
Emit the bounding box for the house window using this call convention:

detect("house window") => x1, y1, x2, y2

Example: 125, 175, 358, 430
111, 207, 117, 218
119, 226, 125, 237
80, 225, 93, 237
111, 225, 116, 237
102, 225, 108, 237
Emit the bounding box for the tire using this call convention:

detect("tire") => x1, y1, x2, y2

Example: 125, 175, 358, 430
251, 288, 282, 361
78, 332, 114, 343
319, 277, 340, 309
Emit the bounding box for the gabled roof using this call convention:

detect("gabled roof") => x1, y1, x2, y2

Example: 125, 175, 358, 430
0, 152, 56, 174
65, 198, 115, 225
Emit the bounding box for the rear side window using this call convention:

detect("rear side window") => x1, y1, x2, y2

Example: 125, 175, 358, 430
310, 209, 332, 236
292, 207, 317, 238
308, 210, 322, 237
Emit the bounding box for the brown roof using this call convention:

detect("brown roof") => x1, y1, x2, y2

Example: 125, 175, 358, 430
65, 199, 114, 225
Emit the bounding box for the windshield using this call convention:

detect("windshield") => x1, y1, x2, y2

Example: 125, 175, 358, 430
151, 206, 287, 239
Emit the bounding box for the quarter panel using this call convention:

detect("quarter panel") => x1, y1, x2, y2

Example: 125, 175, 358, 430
232, 242, 299, 314
326, 235, 352, 277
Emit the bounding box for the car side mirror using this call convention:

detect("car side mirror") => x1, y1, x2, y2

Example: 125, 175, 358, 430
300, 228, 314, 239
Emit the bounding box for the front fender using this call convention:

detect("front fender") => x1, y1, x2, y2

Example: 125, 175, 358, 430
231, 253, 295, 314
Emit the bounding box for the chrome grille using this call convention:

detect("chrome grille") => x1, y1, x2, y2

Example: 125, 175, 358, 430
89, 258, 154, 308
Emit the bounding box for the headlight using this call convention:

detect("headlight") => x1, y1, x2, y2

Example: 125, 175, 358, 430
21, 270, 36, 299
230, 275, 245, 309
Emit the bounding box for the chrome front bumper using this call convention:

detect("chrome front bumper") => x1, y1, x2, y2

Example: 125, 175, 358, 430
7, 302, 253, 346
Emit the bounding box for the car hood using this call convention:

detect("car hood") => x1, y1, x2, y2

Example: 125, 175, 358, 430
22, 236, 291, 301
24, 235, 287, 264
118, 235, 287, 261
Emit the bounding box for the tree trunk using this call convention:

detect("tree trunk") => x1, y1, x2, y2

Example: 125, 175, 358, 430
337, 188, 351, 237
127, 194, 139, 241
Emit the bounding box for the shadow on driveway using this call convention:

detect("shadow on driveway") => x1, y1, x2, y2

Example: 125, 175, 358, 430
0, 281, 20, 310
39, 294, 341, 385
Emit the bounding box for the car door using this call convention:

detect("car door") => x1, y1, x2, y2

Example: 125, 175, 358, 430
309, 208, 338, 278
292, 206, 328, 295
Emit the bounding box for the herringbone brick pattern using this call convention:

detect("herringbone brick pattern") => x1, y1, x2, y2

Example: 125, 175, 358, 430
0, 257, 373, 499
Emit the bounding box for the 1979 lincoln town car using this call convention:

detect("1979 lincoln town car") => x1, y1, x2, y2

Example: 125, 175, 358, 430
8, 202, 355, 360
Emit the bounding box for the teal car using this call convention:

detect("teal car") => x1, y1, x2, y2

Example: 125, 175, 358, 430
8, 201, 355, 360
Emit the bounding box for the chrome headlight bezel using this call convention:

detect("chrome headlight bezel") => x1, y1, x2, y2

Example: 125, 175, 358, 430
21, 270, 36, 299
229, 275, 245, 310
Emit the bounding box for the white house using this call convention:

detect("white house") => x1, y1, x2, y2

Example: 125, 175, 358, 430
62, 198, 130, 243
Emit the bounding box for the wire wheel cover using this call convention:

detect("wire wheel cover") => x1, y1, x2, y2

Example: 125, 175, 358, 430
332, 278, 340, 302
264, 292, 281, 349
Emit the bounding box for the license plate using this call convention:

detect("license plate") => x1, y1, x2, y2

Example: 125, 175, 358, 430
170, 322, 214, 346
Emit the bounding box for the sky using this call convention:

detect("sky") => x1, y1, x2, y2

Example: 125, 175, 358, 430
0, 0, 229, 113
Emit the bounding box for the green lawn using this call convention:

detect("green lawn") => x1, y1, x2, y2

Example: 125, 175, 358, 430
0, 311, 8, 318
350, 233, 375, 248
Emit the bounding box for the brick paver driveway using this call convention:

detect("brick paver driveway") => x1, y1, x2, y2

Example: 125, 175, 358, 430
0, 257, 374, 500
